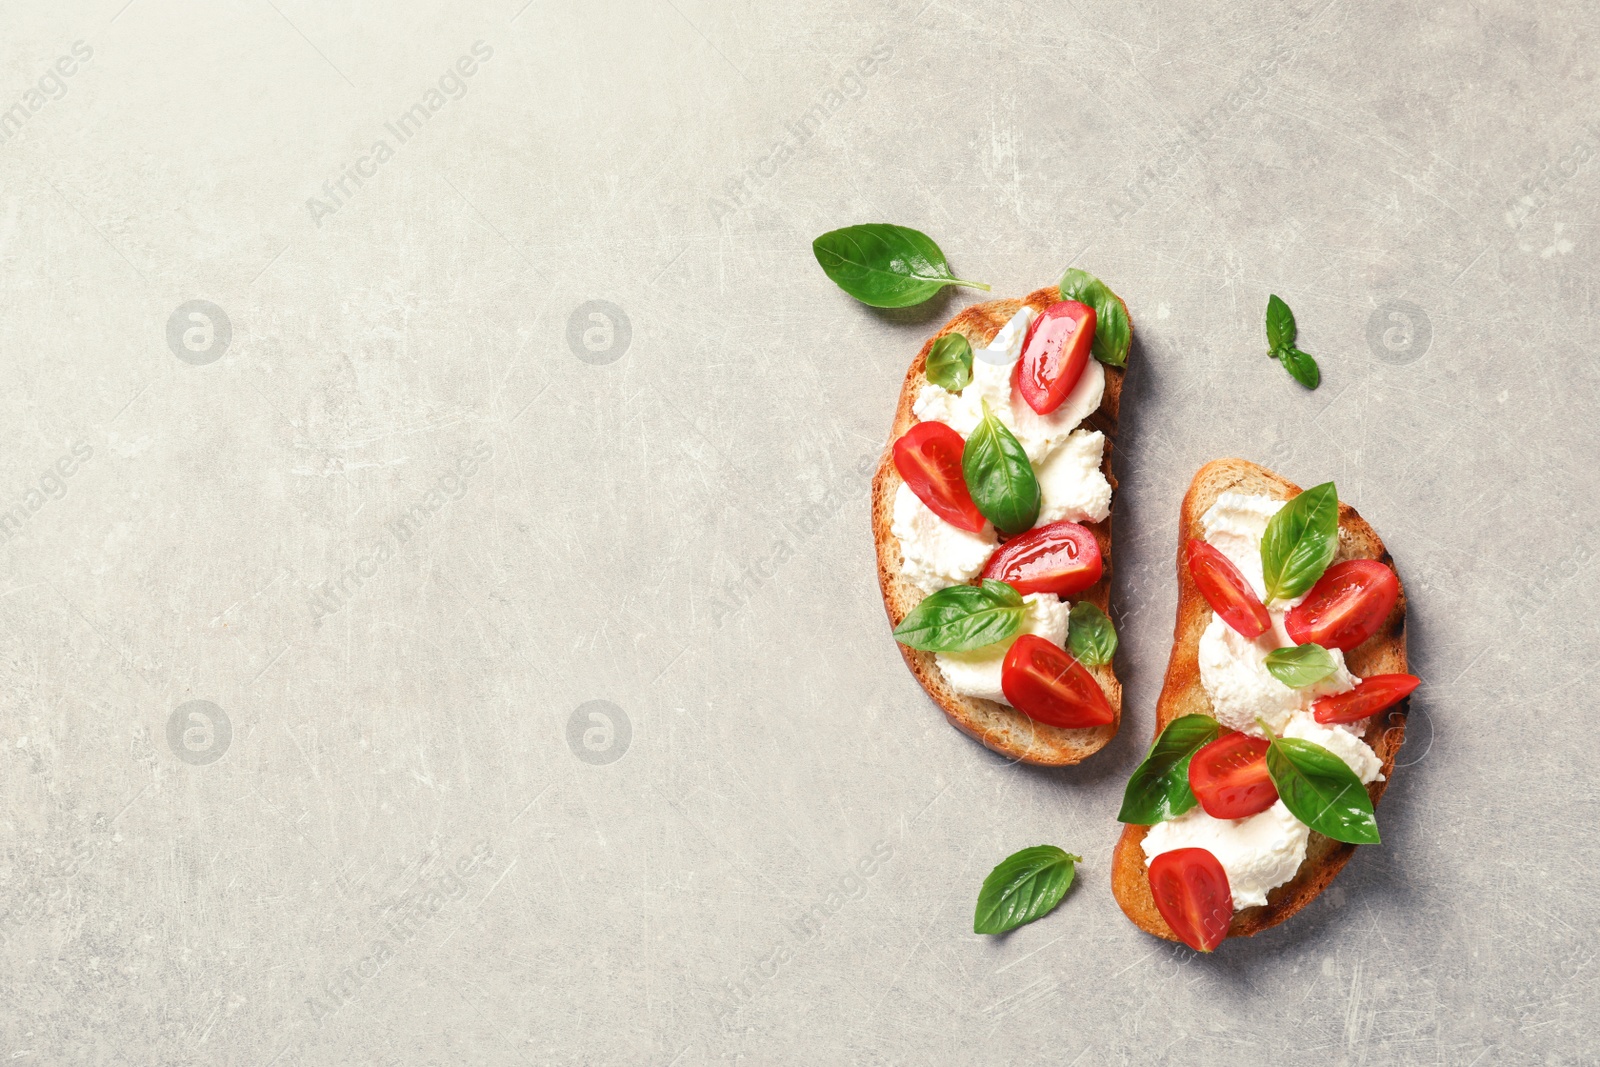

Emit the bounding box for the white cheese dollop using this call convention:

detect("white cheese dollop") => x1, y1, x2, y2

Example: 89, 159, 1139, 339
934, 593, 1068, 705
891, 482, 997, 596
1197, 613, 1358, 735
1035, 429, 1111, 525
1142, 801, 1310, 910
912, 307, 1105, 464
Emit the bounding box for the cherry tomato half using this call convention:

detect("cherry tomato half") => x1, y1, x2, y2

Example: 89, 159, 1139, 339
1016, 300, 1096, 416
1147, 848, 1233, 953
1188, 732, 1278, 820
1285, 560, 1400, 652
980, 521, 1103, 596
1000, 634, 1115, 729
892, 421, 986, 533
1312, 673, 1420, 725
1185, 539, 1271, 639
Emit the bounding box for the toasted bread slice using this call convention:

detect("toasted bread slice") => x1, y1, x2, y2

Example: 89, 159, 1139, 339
870, 286, 1125, 766
1110, 458, 1409, 941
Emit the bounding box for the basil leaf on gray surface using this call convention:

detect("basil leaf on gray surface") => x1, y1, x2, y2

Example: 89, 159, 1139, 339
1058, 267, 1130, 368
1117, 714, 1223, 825
892, 579, 1025, 652
1264, 643, 1338, 688
1264, 294, 1320, 390
812, 224, 991, 308
1265, 294, 1297, 352
974, 845, 1080, 935
1067, 602, 1116, 667
1259, 481, 1338, 604
1263, 729, 1380, 845
926, 332, 973, 392
1278, 347, 1321, 389
962, 401, 1040, 536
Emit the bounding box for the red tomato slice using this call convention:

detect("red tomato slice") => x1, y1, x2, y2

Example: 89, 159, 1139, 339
1147, 848, 1233, 952
1185, 539, 1271, 639
1000, 634, 1115, 729
1285, 560, 1400, 651
980, 521, 1103, 596
1312, 673, 1420, 725
1016, 300, 1096, 415
892, 422, 986, 533
1188, 732, 1278, 820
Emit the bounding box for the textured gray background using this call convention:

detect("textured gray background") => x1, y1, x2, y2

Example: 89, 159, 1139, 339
1, 0, 1595, 1063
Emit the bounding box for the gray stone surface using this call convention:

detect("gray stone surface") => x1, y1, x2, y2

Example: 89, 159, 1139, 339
1, 0, 1595, 1063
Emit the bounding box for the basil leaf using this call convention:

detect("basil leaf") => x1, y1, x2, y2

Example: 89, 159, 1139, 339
962, 401, 1039, 536
1278, 347, 1321, 389
1265, 735, 1380, 845
812, 224, 991, 309
1058, 268, 1130, 368
974, 845, 1080, 935
1259, 481, 1338, 604
1264, 643, 1337, 688
926, 332, 973, 393
1067, 602, 1116, 667
892, 579, 1025, 652
1265, 294, 1297, 352
1117, 714, 1222, 825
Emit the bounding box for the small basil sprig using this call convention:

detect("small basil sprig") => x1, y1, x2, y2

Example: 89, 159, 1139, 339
1265, 294, 1321, 389
1258, 718, 1379, 844
926, 332, 973, 392
1264, 643, 1338, 688
812, 224, 991, 308
1117, 714, 1222, 825
1059, 268, 1130, 368
1260, 482, 1338, 604
974, 845, 1080, 934
1067, 602, 1116, 667
892, 579, 1024, 652
962, 401, 1039, 535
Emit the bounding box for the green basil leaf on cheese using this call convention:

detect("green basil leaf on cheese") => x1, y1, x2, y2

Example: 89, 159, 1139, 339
1058, 267, 1130, 368
1117, 714, 1223, 825
973, 845, 1080, 935
926, 332, 974, 393
1265, 294, 1297, 353
962, 400, 1040, 536
1278, 347, 1321, 389
1067, 602, 1117, 667
1263, 643, 1338, 688
892, 579, 1025, 652
812, 224, 991, 309
1259, 481, 1338, 604
1264, 733, 1380, 845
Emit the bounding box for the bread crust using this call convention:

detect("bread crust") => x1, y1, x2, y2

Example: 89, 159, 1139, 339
870, 286, 1125, 766
1109, 458, 1409, 942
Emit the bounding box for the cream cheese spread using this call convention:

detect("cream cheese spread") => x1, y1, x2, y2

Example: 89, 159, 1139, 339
890, 482, 996, 596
